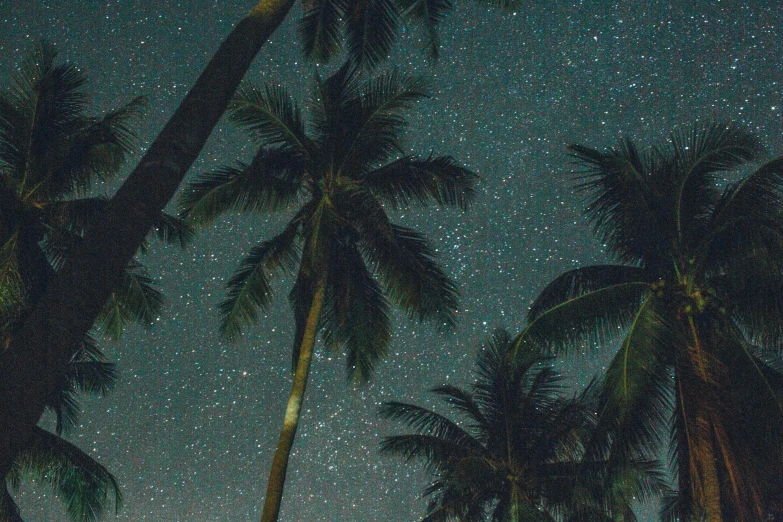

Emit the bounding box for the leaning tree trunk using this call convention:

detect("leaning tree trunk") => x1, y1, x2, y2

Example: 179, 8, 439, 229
0, 0, 296, 497
260, 277, 327, 522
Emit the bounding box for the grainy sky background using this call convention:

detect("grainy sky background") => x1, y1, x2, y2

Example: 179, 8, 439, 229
1, 1, 782, 521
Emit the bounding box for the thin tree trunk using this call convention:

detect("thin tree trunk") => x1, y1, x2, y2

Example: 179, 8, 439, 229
0, 0, 295, 494
260, 278, 326, 522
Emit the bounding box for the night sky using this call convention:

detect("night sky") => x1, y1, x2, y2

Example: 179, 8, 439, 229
2, 1, 782, 521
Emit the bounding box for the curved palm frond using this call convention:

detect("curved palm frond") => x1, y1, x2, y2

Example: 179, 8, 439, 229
300, 0, 347, 61
529, 264, 648, 321
361, 222, 459, 329
595, 295, 673, 460
180, 148, 305, 226
9, 427, 121, 522
396, 0, 453, 58
97, 260, 163, 340
520, 278, 651, 357
47, 95, 146, 198
667, 121, 762, 245
331, 70, 427, 177
230, 82, 309, 156
361, 155, 478, 210
48, 336, 117, 436
345, 0, 401, 69
321, 236, 392, 382
220, 221, 300, 340
569, 139, 659, 264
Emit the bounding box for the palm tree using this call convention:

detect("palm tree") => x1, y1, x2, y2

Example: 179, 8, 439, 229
0, 41, 189, 338
517, 121, 783, 521
2, 342, 121, 522
0, 41, 188, 521
0, 0, 522, 484
380, 328, 665, 522
179, 63, 477, 522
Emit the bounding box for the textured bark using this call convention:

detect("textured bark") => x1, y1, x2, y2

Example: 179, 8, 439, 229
0, 0, 296, 501
260, 278, 326, 522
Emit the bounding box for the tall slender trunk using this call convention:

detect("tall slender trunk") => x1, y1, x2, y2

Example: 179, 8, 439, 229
260, 277, 326, 522
0, 0, 296, 498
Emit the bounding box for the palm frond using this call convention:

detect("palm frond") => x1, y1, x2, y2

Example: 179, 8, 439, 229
148, 211, 194, 248
569, 141, 663, 264
300, 0, 347, 61
11, 427, 121, 522
397, 0, 454, 58
361, 222, 459, 329
668, 121, 762, 248
321, 237, 391, 382
337, 70, 427, 177
361, 155, 478, 210
48, 95, 146, 197
529, 264, 647, 321
345, 0, 401, 69
97, 260, 163, 340
220, 222, 300, 340
597, 296, 673, 460
230, 82, 309, 156
431, 385, 488, 432
180, 149, 305, 226
519, 280, 651, 357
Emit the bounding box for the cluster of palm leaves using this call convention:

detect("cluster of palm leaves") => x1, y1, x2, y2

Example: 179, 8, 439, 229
380, 328, 666, 522
179, 61, 478, 522
6, 4, 783, 520
0, 42, 190, 521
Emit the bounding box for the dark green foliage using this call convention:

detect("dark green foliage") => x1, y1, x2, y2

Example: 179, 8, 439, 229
297, 0, 518, 68
0, 41, 189, 521
180, 63, 477, 382
381, 329, 666, 521
6, 428, 121, 522
522, 121, 783, 521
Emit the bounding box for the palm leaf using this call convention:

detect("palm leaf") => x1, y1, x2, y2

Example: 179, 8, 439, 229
361, 221, 459, 329
337, 70, 427, 177
361, 155, 478, 210
10, 427, 121, 522
180, 149, 305, 226
97, 260, 163, 340
220, 221, 300, 340
596, 295, 673, 461
321, 236, 392, 382
668, 121, 762, 247
230, 82, 309, 156
345, 0, 401, 69
519, 279, 651, 357
397, 0, 453, 58
529, 264, 647, 321
47, 95, 146, 197
570, 140, 663, 264
300, 0, 347, 61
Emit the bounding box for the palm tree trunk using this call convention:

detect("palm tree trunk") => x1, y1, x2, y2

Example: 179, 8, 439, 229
260, 277, 326, 522
0, 0, 295, 494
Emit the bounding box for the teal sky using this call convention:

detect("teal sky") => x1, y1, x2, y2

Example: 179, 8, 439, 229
1, 2, 782, 520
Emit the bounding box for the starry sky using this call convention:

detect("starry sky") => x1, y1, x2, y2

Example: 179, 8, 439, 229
2, 1, 782, 521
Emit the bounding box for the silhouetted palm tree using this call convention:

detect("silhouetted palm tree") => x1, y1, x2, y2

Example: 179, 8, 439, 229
519, 121, 783, 521
0, 41, 188, 521
0, 0, 520, 481
381, 328, 665, 522
180, 63, 477, 522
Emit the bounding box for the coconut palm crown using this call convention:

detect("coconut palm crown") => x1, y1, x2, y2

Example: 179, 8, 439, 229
518, 121, 783, 521
179, 63, 477, 522
381, 328, 665, 522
